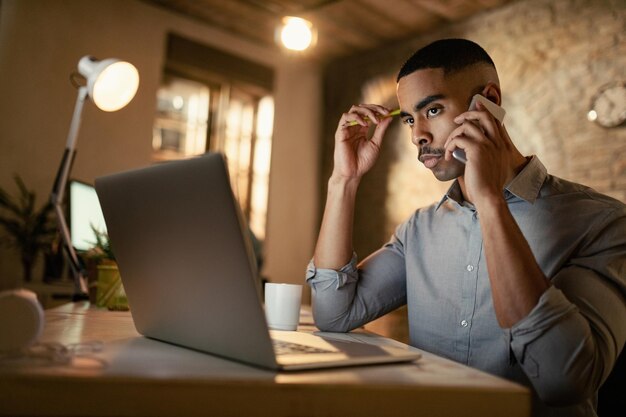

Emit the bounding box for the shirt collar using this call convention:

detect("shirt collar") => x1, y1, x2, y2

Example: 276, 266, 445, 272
436, 181, 463, 210
435, 155, 548, 210
504, 155, 547, 203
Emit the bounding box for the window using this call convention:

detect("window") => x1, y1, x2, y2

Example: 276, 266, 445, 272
153, 76, 210, 160
221, 89, 274, 239
223, 94, 273, 239
153, 34, 275, 240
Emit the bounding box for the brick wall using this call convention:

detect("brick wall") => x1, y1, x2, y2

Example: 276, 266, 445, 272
321, 0, 626, 257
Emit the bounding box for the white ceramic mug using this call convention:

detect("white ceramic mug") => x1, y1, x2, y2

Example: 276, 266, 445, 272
264, 283, 302, 331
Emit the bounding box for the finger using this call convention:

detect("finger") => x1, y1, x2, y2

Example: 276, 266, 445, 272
369, 115, 393, 149
445, 122, 488, 151
454, 105, 498, 140
351, 104, 392, 124
455, 113, 496, 138
444, 135, 466, 161
340, 106, 377, 128
340, 111, 368, 128
443, 122, 487, 161
444, 124, 467, 160
354, 103, 391, 115
445, 134, 488, 163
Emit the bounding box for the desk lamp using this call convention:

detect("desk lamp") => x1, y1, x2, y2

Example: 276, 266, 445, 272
50, 56, 139, 299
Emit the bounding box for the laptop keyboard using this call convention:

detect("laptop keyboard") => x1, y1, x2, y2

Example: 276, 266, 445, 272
272, 340, 334, 355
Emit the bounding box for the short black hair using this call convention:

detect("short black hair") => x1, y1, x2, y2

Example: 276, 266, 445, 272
397, 39, 495, 82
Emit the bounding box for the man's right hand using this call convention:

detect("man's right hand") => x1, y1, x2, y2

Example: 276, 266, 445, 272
313, 104, 394, 270
332, 104, 394, 181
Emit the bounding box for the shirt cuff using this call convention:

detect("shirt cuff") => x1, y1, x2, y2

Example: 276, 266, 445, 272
506, 286, 578, 371
305, 253, 359, 290
511, 286, 578, 336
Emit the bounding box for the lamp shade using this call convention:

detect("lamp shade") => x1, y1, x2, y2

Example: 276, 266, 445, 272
78, 56, 139, 112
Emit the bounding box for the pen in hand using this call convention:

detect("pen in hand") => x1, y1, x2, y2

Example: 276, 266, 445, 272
345, 109, 401, 126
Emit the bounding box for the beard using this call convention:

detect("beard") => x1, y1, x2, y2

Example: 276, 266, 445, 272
418, 145, 465, 181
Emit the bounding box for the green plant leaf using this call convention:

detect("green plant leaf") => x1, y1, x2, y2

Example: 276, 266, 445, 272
0, 175, 57, 256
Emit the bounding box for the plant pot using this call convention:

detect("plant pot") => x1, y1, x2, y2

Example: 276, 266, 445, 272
96, 263, 128, 311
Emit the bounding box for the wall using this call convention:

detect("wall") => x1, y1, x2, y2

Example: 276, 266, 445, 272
321, 0, 626, 258
0, 0, 321, 295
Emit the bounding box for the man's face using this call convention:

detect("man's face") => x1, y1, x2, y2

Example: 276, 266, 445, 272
396, 68, 479, 182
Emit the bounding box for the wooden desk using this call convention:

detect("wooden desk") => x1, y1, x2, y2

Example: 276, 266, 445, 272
0, 304, 530, 417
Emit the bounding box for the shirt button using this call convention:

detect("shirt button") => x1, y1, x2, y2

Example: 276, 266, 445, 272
466, 265, 474, 272
460, 320, 469, 327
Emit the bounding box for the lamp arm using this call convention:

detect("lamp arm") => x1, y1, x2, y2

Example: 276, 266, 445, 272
53, 201, 88, 297
51, 86, 89, 298
51, 87, 88, 203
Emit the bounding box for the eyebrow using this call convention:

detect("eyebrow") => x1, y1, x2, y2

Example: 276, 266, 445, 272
400, 94, 446, 118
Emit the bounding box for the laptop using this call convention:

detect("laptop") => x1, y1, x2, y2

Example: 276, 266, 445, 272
94, 152, 421, 371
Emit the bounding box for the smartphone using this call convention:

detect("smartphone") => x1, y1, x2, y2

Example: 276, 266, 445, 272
452, 94, 506, 164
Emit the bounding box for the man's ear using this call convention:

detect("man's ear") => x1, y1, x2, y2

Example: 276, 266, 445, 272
481, 83, 502, 106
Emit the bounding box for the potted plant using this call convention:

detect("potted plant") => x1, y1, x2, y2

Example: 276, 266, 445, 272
84, 227, 128, 310
84, 225, 116, 264
0, 175, 57, 283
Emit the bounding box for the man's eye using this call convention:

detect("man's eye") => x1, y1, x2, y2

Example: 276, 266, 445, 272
427, 107, 441, 118
402, 117, 414, 126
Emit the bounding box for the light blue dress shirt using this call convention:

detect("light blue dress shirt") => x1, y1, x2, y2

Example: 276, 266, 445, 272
306, 156, 626, 417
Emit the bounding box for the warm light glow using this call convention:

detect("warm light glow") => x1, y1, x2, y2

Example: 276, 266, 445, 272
279, 16, 315, 51
185, 90, 210, 155
91, 61, 139, 111
256, 96, 274, 138
172, 95, 184, 110
249, 96, 274, 239
587, 109, 598, 122
78, 56, 139, 112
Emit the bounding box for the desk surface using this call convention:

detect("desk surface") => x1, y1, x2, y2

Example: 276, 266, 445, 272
0, 303, 530, 417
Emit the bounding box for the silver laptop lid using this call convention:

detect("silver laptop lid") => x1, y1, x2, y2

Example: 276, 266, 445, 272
95, 153, 278, 369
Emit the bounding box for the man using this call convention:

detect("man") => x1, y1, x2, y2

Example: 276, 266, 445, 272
306, 39, 626, 416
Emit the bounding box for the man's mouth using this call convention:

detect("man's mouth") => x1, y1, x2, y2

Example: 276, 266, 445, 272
420, 155, 441, 169
419, 147, 444, 168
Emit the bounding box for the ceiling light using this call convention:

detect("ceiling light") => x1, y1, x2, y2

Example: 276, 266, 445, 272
278, 16, 316, 51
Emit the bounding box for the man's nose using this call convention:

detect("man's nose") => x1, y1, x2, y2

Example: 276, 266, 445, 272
411, 124, 432, 147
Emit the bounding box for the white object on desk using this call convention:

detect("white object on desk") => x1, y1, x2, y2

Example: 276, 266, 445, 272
265, 283, 302, 331
0, 289, 44, 352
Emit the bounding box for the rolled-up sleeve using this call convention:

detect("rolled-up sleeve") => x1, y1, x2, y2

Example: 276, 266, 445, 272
305, 254, 360, 332
306, 224, 409, 332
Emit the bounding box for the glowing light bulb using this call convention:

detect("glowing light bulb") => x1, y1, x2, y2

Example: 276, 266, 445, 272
279, 17, 315, 51
587, 109, 598, 122
91, 61, 139, 112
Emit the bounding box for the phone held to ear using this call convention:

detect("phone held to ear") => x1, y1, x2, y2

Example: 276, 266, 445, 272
452, 94, 506, 164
